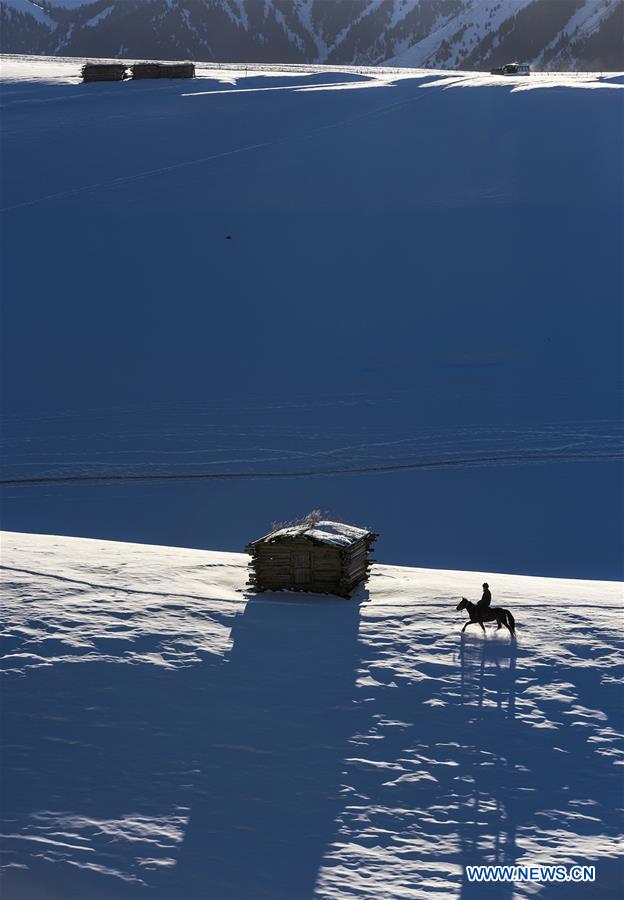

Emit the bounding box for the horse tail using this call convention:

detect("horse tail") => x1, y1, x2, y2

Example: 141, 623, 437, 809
506, 609, 516, 636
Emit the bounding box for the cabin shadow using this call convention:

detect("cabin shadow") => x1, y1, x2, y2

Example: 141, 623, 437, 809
1, 590, 363, 900
160, 588, 364, 900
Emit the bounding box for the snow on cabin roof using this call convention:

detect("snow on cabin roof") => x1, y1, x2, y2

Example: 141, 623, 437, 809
256, 520, 372, 548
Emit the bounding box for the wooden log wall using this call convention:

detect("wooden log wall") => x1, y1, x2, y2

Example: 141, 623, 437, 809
131, 63, 195, 79
82, 64, 127, 82
246, 532, 377, 597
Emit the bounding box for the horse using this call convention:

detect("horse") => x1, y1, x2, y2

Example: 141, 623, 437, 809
456, 597, 516, 636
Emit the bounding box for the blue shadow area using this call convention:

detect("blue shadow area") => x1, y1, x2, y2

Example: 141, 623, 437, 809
0, 592, 363, 900
1, 74, 622, 578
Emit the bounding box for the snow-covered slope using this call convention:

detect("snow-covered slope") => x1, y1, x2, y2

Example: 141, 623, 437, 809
1, 56, 622, 581
3, 0, 55, 26
0, 0, 622, 70
1, 530, 622, 899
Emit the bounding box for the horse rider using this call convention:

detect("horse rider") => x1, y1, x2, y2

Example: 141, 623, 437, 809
476, 583, 492, 621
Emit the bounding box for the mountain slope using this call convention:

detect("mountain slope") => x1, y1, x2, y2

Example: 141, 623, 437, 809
1, 530, 622, 899
1, 0, 622, 70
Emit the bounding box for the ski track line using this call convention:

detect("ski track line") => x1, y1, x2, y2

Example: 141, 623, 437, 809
0, 137, 280, 213
0, 81, 431, 214
9, 426, 617, 465
6, 385, 615, 426
1, 449, 621, 487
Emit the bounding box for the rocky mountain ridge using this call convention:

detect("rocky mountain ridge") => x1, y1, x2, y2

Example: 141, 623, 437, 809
1, 0, 622, 72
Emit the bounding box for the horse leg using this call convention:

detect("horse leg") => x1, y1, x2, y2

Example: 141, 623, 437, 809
497, 610, 513, 635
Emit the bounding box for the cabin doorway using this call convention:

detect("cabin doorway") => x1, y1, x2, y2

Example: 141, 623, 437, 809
292, 551, 311, 585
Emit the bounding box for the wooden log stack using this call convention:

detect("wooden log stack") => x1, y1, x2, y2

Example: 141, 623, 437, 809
82, 63, 128, 83
131, 62, 195, 79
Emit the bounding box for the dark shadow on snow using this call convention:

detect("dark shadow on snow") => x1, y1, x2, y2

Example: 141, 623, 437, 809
158, 589, 363, 900
326, 621, 622, 898
2, 602, 622, 899
455, 633, 623, 899
1, 590, 364, 900
457, 634, 518, 899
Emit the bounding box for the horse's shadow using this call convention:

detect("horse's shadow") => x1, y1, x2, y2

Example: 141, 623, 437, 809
456, 635, 518, 899
455, 632, 623, 898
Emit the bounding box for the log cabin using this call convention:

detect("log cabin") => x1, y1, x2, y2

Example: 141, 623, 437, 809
246, 520, 377, 598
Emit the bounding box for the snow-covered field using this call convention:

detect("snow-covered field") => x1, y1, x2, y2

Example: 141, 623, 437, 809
0, 59, 622, 896
2, 55, 622, 89
1, 530, 622, 899
1, 55, 623, 579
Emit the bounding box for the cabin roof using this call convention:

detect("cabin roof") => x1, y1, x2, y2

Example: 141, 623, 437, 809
251, 520, 372, 549
82, 63, 126, 69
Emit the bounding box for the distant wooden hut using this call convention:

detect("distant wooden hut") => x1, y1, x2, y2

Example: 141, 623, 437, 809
131, 62, 195, 80
246, 519, 377, 597
82, 63, 128, 83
